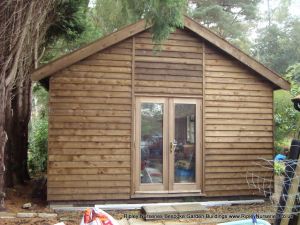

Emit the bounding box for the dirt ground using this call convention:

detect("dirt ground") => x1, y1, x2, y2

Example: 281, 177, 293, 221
1, 180, 279, 225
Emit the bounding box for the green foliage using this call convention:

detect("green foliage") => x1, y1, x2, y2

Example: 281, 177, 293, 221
285, 63, 300, 96
92, 0, 135, 36
190, 0, 260, 51
45, 0, 89, 44
128, 0, 186, 43
274, 64, 300, 150
28, 84, 49, 175
253, 0, 300, 74
42, 1, 101, 63
274, 161, 285, 175
28, 119, 48, 174
254, 20, 300, 74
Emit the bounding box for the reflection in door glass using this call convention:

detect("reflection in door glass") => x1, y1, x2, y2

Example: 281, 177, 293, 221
140, 103, 163, 184
174, 104, 196, 183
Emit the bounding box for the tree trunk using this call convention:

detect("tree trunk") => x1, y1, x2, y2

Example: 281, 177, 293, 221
0, 75, 7, 210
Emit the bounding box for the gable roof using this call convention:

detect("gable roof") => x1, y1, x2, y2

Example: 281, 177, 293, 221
32, 16, 290, 90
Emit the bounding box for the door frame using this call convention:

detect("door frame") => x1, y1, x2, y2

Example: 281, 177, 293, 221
168, 98, 202, 192
134, 96, 202, 195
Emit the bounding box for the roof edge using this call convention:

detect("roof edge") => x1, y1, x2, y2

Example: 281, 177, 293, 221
183, 16, 290, 90
31, 19, 148, 81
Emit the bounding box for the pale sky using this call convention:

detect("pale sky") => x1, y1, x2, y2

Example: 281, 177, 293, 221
260, 0, 300, 18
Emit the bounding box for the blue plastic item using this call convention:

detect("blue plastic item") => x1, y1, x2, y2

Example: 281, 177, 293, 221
274, 154, 287, 161
217, 219, 271, 225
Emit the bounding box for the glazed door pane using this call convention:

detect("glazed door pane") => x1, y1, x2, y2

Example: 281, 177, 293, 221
140, 103, 164, 184
174, 104, 196, 183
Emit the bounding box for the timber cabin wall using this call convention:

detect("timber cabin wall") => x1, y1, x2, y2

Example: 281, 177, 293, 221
203, 42, 274, 196
47, 28, 274, 201
48, 38, 133, 201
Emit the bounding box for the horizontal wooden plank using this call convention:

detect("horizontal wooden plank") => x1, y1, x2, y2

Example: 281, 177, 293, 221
135, 80, 201, 88
205, 137, 273, 143
108, 41, 132, 49
136, 68, 201, 77
205, 53, 228, 60
48, 187, 130, 195
49, 122, 131, 130
135, 43, 202, 53
205, 184, 270, 191
51, 83, 131, 92
205, 190, 261, 197
52, 77, 131, 86
206, 130, 272, 137
48, 193, 130, 201
206, 160, 270, 167
49, 148, 130, 155
205, 154, 272, 161
50, 116, 131, 123
135, 56, 202, 65
206, 124, 272, 131
206, 95, 272, 103
206, 71, 262, 80
206, 83, 272, 91
205, 89, 272, 97
206, 149, 273, 155
49, 161, 130, 168
50, 97, 131, 105
205, 59, 239, 66
135, 61, 202, 71
48, 167, 130, 175
48, 174, 130, 181
206, 65, 247, 73
49, 103, 132, 111
205, 166, 272, 173
205, 178, 272, 185
48, 180, 130, 188
137, 30, 200, 42
49, 135, 130, 143
100, 48, 132, 56
205, 107, 272, 114
135, 86, 202, 95
206, 113, 272, 120
205, 142, 273, 149
135, 37, 200, 47
49, 142, 130, 149
51, 90, 131, 98
50, 109, 131, 117
206, 172, 273, 179
88, 53, 132, 61
50, 129, 130, 136
135, 49, 202, 59
55, 72, 132, 81
78, 59, 131, 67
205, 101, 273, 109
68, 65, 131, 74
206, 77, 265, 85
205, 119, 273, 126
136, 74, 202, 83
48, 154, 130, 162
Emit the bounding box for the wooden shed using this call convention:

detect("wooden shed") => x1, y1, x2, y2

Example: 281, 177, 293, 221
32, 16, 290, 202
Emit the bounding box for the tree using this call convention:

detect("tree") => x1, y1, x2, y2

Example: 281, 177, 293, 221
274, 63, 300, 151
253, 0, 300, 74
189, 0, 261, 51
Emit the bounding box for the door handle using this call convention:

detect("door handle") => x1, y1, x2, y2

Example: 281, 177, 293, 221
170, 141, 177, 153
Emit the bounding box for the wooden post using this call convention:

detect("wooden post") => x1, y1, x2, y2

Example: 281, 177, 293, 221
275, 139, 300, 225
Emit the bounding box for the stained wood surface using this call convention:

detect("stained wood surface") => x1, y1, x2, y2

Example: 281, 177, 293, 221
48, 39, 133, 201
134, 30, 203, 96
204, 42, 274, 196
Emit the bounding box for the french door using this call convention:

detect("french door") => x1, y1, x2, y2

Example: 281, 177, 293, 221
135, 97, 202, 194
